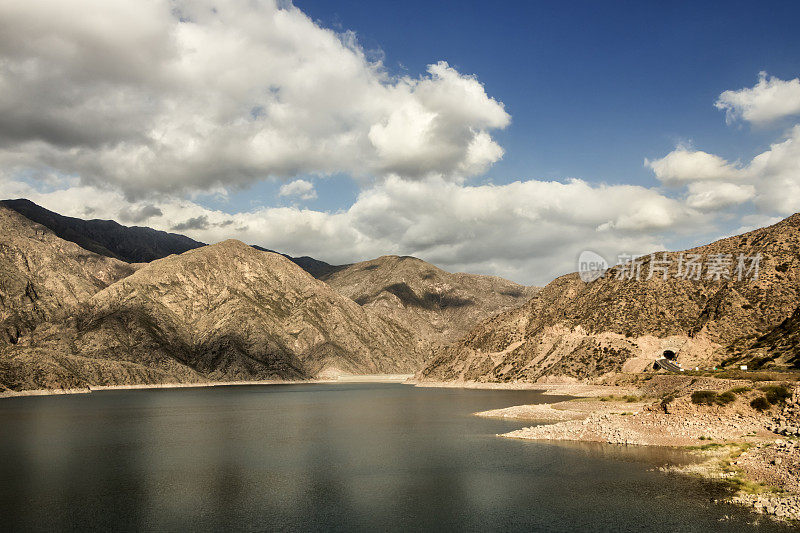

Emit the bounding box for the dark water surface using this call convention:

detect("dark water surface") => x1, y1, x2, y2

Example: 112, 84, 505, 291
0, 383, 791, 532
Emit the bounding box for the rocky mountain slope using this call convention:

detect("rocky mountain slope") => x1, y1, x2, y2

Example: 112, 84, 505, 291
1, 199, 205, 262
0, 214, 425, 390
419, 214, 800, 382
732, 306, 800, 368
322, 255, 537, 350
0, 206, 135, 346
70, 241, 424, 379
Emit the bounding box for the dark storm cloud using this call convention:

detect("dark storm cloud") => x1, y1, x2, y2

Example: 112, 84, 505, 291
118, 204, 163, 223
172, 215, 209, 231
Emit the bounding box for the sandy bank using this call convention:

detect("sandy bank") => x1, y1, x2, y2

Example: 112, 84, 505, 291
334, 374, 413, 383
411, 379, 638, 397
476, 398, 648, 422
501, 403, 771, 447
0, 374, 415, 398
0, 380, 292, 398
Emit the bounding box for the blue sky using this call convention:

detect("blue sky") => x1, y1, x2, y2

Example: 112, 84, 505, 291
2, 0, 800, 283
291, 0, 800, 190
200, 0, 800, 219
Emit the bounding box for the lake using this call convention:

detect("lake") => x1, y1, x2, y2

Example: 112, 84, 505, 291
0, 383, 791, 532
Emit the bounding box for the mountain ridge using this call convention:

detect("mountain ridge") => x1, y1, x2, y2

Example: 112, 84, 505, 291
0, 206, 136, 346
0, 199, 205, 263
0, 210, 429, 391
322, 255, 537, 350
1, 198, 349, 279
419, 213, 800, 382
66, 239, 424, 380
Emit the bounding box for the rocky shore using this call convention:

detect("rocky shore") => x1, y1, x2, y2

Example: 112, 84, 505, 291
500, 400, 770, 447
729, 438, 800, 521
476, 375, 800, 524
475, 397, 648, 422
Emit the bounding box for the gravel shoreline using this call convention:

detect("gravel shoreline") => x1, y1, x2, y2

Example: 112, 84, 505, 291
472, 377, 800, 524
499, 402, 771, 447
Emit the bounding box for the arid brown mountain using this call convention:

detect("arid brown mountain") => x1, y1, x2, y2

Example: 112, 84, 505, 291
322, 255, 537, 350
1, 199, 205, 262
68, 241, 424, 379
0, 216, 425, 390
0, 206, 135, 346
419, 214, 800, 382
731, 306, 800, 368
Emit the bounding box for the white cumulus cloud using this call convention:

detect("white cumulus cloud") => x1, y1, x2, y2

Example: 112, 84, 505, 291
279, 179, 317, 201
647, 126, 800, 215
646, 148, 742, 184
748, 125, 800, 213
0, 175, 706, 285
685, 182, 755, 210
0, 0, 509, 197
715, 72, 800, 126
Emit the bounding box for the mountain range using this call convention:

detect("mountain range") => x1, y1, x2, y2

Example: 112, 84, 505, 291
0, 200, 533, 391
0, 199, 343, 277
0, 199, 205, 263
321, 255, 538, 349
1, 199, 798, 393
418, 214, 800, 382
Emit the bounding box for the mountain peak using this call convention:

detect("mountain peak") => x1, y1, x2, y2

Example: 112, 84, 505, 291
0, 198, 206, 262
323, 254, 536, 347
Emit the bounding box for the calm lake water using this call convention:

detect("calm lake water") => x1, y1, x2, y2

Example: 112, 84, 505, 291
0, 383, 792, 532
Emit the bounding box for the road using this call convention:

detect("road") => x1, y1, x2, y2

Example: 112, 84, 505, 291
655, 357, 682, 372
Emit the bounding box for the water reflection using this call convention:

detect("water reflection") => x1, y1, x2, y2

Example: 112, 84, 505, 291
0, 384, 791, 532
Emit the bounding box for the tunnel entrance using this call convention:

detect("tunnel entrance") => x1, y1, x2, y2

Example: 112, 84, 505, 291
663, 350, 676, 360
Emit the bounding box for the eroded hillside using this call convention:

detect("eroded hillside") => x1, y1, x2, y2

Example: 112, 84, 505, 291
0, 206, 135, 345
1, 236, 426, 390
419, 214, 800, 382
322, 255, 538, 350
